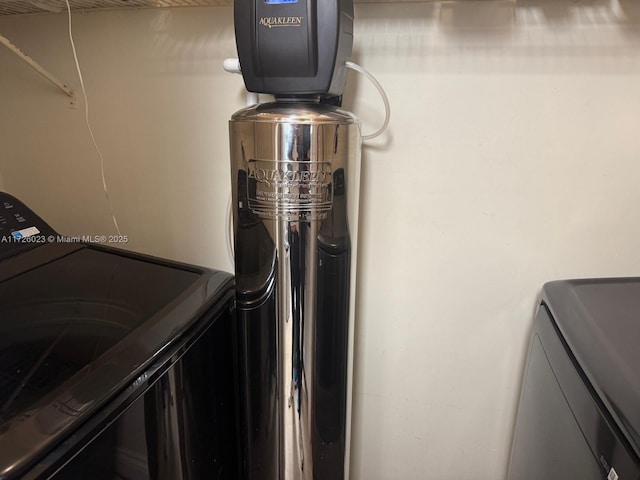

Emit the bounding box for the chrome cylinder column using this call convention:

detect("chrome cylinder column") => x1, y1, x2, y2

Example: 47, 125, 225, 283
230, 102, 360, 480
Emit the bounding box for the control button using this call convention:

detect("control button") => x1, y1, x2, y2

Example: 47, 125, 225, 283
13, 213, 26, 223
3, 202, 13, 210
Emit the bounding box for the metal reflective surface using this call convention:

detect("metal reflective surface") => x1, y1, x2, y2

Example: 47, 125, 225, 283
230, 102, 361, 480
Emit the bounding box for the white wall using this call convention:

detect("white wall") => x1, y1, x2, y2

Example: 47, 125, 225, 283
1, 2, 640, 479
0, 7, 239, 266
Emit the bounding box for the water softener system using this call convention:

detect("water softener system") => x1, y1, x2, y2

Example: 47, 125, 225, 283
229, 0, 360, 478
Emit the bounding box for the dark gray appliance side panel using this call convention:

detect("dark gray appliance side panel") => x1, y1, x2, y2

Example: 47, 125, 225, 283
508, 330, 602, 478
509, 305, 640, 480
543, 278, 640, 458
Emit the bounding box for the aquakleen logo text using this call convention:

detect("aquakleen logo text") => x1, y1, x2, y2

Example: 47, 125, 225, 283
248, 161, 331, 187
249, 167, 329, 186
259, 16, 303, 28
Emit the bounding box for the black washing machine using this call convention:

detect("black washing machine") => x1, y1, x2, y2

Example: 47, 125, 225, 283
509, 278, 640, 480
0, 192, 238, 479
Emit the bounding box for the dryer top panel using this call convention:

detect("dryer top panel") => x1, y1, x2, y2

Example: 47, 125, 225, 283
543, 278, 640, 459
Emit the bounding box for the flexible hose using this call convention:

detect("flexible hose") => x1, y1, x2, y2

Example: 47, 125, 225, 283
346, 60, 391, 140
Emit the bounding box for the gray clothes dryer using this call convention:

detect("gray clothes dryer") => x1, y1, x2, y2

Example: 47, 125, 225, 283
509, 278, 640, 480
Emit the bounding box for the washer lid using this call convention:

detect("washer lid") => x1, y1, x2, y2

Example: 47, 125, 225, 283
543, 278, 640, 458
0, 244, 233, 479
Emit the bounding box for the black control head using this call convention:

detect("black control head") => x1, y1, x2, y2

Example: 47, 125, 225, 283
234, 0, 354, 100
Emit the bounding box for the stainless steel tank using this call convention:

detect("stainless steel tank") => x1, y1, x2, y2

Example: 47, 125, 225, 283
229, 101, 361, 480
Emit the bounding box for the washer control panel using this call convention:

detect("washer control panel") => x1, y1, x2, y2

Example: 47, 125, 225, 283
0, 192, 57, 261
